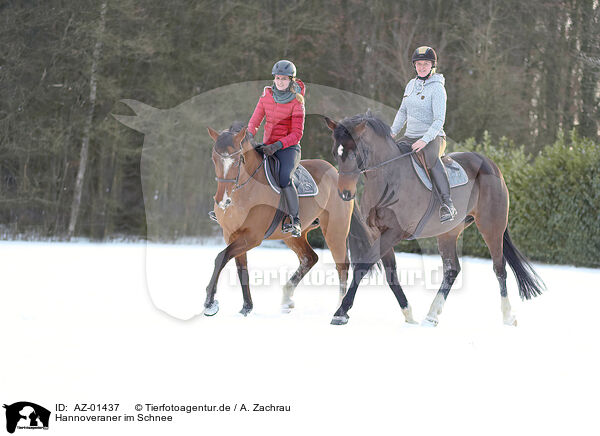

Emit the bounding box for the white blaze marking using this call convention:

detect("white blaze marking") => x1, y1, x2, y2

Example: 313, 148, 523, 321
337, 145, 344, 156
222, 156, 234, 176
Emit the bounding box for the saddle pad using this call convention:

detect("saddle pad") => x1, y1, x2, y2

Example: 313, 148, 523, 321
411, 156, 468, 191
264, 157, 319, 197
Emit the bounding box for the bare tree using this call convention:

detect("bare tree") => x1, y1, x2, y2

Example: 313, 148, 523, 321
67, 1, 108, 239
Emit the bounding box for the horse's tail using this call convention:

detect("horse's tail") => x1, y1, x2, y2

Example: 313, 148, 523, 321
503, 228, 545, 300
347, 203, 382, 271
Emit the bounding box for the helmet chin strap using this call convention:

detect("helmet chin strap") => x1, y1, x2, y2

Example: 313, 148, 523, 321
415, 66, 436, 80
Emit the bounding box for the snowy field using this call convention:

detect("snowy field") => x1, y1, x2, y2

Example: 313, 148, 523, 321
2, 241, 599, 435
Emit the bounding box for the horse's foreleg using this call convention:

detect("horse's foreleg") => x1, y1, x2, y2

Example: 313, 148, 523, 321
235, 253, 253, 316
381, 250, 416, 324
204, 232, 260, 316
332, 228, 404, 325
331, 261, 374, 325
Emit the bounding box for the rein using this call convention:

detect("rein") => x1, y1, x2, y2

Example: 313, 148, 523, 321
338, 148, 417, 176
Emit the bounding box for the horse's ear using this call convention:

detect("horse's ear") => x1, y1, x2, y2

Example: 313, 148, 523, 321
233, 126, 248, 147
323, 116, 337, 131
353, 121, 367, 138
207, 127, 219, 142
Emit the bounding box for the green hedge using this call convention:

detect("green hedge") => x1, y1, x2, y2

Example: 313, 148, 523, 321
417, 131, 600, 267
312, 131, 599, 268
507, 131, 599, 267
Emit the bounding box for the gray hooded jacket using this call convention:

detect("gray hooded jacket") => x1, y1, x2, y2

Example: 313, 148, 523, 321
390, 73, 446, 143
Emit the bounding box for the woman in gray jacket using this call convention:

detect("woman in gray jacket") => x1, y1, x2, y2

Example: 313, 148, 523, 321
391, 46, 457, 223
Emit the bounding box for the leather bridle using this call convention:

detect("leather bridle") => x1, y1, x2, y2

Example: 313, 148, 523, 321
213, 136, 263, 193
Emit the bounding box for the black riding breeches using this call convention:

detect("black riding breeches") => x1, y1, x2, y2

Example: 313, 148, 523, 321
274, 145, 301, 188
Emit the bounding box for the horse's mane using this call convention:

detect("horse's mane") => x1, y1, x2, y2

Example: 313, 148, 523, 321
333, 111, 392, 145
215, 121, 254, 153
228, 121, 246, 133
331, 111, 392, 165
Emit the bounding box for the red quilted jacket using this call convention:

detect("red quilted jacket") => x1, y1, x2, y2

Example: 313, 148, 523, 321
247, 80, 305, 149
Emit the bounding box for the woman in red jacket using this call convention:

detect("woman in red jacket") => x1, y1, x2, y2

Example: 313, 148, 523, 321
248, 60, 306, 237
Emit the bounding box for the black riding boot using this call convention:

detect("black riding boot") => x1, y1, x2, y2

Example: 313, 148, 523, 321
430, 159, 457, 223
281, 184, 301, 237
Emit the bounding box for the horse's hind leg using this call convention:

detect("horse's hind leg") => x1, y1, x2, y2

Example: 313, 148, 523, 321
476, 220, 516, 326
381, 249, 416, 324
423, 222, 470, 326
235, 253, 253, 316
281, 236, 319, 312
319, 209, 351, 306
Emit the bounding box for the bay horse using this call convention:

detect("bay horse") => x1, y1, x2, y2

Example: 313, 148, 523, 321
325, 113, 545, 326
204, 123, 355, 316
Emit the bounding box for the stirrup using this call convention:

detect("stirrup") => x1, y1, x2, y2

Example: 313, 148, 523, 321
282, 217, 301, 237
439, 203, 457, 223
208, 210, 218, 222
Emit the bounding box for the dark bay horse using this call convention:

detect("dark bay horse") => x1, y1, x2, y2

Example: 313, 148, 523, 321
325, 113, 545, 326
205, 123, 356, 316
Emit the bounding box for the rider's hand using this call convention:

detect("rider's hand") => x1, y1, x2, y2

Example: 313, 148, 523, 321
261, 141, 283, 156
412, 139, 427, 152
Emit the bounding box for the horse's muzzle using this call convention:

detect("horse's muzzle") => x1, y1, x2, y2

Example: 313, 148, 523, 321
218, 197, 232, 210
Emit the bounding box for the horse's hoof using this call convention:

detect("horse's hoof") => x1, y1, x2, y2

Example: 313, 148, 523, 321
402, 306, 418, 324
331, 315, 349, 325
503, 316, 517, 327
239, 306, 252, 317
421, 316, 438, 327
281, 300, 295, 313
204, 300, 219, 317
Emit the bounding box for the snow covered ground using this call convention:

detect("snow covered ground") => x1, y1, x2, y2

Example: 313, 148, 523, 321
1, 241, 599, 435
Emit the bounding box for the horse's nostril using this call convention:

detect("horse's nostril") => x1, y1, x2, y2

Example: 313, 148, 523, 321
340, 189, 355, 201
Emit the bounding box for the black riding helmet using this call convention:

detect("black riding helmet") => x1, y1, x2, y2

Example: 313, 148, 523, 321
412, 46, 437, 79
411, 46, 437, 67
272, 60, 296, 78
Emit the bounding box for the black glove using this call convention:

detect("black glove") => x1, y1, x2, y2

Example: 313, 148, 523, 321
261, 141, 283, 156
254, 142, 264, 151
